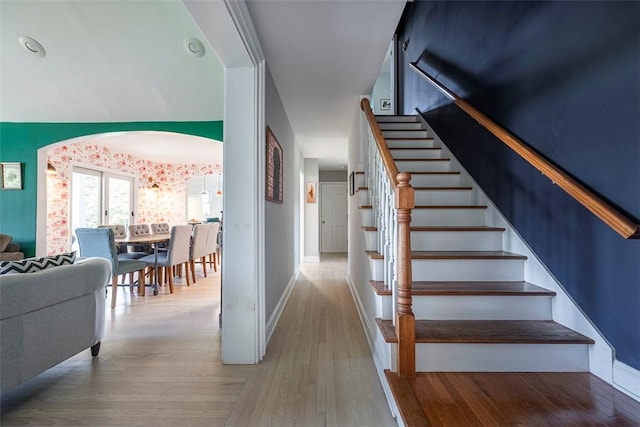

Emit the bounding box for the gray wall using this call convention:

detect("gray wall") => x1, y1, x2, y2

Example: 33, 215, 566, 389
319, 170, 347, 182
265, 65, 301, 323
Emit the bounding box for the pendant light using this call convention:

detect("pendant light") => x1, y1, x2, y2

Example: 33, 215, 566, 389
216, 173, 222, 196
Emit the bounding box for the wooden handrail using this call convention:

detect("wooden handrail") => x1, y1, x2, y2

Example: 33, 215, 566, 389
361, 98, 416, 377
410, 62, 640, 239
360, 98, 400, 190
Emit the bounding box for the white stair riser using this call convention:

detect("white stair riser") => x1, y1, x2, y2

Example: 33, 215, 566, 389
379, 122, 424, 130
412, 209, 486, 226
412, 295, 553, 320
408, 174, 461, 187
365, 229, 503, 251
411, 230, 503, 251
412, 259, 525, 281
355, 174, 366, 188
390, 149, 442, 159
364, 230, 377, 251
411, 343, 590, 372
359, 209, 373, 226
377, 294, 394, 319
357, 189, 369, 205
369, 258, 525, 281
383, 130, 429, 139
376, 116, 419, 123
387, 139, 435, 149
414, 189, 472, 205
397, 160, 450, 172
369, 258, 384, 281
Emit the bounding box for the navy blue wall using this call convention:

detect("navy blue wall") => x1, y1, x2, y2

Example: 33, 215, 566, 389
397, 1, 640, 369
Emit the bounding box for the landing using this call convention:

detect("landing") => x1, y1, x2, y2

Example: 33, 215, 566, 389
386, 370, 640, 426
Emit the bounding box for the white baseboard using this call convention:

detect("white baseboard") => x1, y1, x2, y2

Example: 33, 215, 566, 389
613, 360, 640, 402
346, 275, 400, 423
265, 271, 298, 345
303, 255, 320, 263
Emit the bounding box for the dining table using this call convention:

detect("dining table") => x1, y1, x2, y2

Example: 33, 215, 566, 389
115, 233, 170, 295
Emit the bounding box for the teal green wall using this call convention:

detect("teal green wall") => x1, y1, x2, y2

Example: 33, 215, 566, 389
0, 121, 223, 257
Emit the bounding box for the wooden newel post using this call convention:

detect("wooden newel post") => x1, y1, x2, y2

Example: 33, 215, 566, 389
395, 172, 415, 377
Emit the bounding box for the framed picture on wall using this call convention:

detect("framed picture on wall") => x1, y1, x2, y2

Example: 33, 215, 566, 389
266, 126, 283, 204
349, 171, 355, 196
1, 162, 22, 190
306, 182, 317, 203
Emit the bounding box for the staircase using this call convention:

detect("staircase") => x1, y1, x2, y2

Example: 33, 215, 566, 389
357, 114, 595, 423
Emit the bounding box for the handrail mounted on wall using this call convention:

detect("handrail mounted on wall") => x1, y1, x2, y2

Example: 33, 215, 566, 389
409, 62, 639, 240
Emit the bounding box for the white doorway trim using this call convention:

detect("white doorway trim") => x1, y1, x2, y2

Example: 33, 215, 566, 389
185, 0, 267, 363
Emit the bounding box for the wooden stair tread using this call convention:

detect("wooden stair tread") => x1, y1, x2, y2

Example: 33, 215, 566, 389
369, 280, 392, 295
358, 205, 372, 209
363, 226, 505, 232
384, 370, 431, 427
367, 250, 527, 260
385, 137, 434, 140
413, 205, 487, 209
369, 280, 555, 296
395, 158, 450, 162
355, 171, 364, 175
391, 147, 441, 150
411, 186, 472, 190
388, 372, 639, 427
376, 319, 595, 344
403, 171, 460, 175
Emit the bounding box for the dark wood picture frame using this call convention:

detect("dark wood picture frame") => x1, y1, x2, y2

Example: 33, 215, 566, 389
266, 126, 283, 204
349, 171, 355, 196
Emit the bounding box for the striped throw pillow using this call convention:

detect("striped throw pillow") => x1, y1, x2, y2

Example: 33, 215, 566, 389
0, 252, 76, 275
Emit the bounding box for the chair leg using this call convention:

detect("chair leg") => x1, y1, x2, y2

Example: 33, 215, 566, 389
213, 253, 218, 272
111, 276, 118, 309
157, 267, 163, 288
201, 256, 207, 278
185, 262, 191, 287
138, 268, 146, 296
190, 259, 196, 284
168, 270, 174, 293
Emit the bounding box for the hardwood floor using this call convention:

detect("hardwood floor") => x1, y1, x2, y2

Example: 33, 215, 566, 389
0, 254, 396, 426
225, 253, 396, 426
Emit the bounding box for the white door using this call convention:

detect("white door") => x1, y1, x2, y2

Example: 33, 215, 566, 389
320, 183, 348, 252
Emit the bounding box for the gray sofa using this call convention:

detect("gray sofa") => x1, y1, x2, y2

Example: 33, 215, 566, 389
0, 257, 110, 392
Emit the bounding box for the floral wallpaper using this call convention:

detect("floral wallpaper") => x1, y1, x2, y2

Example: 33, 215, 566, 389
47, 142, 222, 255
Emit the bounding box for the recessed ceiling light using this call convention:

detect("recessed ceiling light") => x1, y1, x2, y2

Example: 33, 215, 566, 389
18, 35, 46, 57
183, 37, 205, 58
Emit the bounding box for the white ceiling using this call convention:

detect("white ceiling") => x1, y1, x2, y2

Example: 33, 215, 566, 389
246, 0, 406, 169
0, 0, 406, 169
78, 131, 223, 165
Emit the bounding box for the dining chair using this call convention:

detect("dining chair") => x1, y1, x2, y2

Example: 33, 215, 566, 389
139, 225, 192, 293
150, 223, 170, 234
150, 222, 170, 252
75, 227, 147, 309
205, 222, 221, 272
189, 224, 209, 283
100, 224, 148, 259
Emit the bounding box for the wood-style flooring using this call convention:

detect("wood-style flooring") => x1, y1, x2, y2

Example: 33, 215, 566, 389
0, 254, 396, 426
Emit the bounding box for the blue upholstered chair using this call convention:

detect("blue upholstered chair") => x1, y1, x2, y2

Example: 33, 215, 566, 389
75, 227, 147, 309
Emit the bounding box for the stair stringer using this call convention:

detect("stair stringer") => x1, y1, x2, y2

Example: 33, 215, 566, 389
346, 179, 402, 424
416, 114, 614, 383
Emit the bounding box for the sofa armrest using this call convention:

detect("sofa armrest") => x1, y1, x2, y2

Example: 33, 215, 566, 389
0, 258, 111, 321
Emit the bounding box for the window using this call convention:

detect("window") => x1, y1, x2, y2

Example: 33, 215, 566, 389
71, 167, 135, 233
